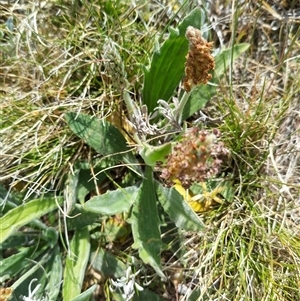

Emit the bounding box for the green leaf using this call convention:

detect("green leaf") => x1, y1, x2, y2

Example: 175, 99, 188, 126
71, 284, 97, 301
160, 215, 187, 264
0, 196, 64, 244
42, 227, 58, 248
83, 186, 139, 215
1, 241, 54, 285
214, 43, 250, 78
12, 247, 62, 301
64, 167, 80, 214
46, 252, 63, 301
186, 288, 201, 301
103, 215, 131, 242
0, 234, 28, 250
132, 288, 165, 301
0, 247, 31, 278
90, 248, 127, 278
113, 288, 164, 301
67, 205, 100, 230
143, 8, 204, 113
65, 112, 140, 173
182, 43, 250, 120
129, 167, 165, 280
139, 142, 172, 167
63, 227, 90, 301
10, 248, 54, 297
182, 84, 216, 121
76, 167, 107, 204
156, 183, 205, 231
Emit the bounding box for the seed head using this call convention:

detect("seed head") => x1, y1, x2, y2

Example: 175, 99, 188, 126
159, 127, 228, 188
183, 26, 215, 92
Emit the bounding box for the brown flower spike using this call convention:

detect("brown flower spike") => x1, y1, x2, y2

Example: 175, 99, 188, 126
183, 26, 215, 92
159, 127, 229, 189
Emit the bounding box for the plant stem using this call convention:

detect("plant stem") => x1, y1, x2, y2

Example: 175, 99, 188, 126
175, 90, 191, 125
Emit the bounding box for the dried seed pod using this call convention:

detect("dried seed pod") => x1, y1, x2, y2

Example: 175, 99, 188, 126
159, 127, 228, 188
183, 26, 215, 92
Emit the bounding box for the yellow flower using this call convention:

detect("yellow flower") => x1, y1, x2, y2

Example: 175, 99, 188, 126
173, 179, 224, 213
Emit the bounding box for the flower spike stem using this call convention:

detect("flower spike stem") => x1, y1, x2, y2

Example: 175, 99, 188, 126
175, 90, 191, 125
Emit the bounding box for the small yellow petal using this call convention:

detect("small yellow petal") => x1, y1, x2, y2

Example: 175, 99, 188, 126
173, 179, 192, 202
188, 200, 206, 213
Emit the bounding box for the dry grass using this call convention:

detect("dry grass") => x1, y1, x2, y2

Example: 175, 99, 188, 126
1, 0, 300, 300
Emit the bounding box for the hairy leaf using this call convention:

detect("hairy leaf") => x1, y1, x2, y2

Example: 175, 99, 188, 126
46, 252, 63, 301
10, 248, 54, 298
0, 196, 63, 244
84, 186, 139, 215
156, 183, 205, 231
63, 228, 90, 300
65, 112, 140, 173
71, 285, 97, 301
129, 167, 165, 280
0, 247, 32, 278
90, 248, 126, 279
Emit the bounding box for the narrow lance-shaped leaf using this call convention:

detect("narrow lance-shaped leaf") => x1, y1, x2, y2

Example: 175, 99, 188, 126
65, 112, 140, 173
143, 8, 205, 113
63, 227, 90, 301
71, 285, 97, 301
156, 183, 205, 232
83, 186, 139, 215
12, 248, 61, 301
10, 247, 54, 296
46, 251, 63, 301
90, 248, 127, 279
0, 246, 35, 277
129, 166, 165, 280
0, 196, 64, 244
214, 43, 250, 78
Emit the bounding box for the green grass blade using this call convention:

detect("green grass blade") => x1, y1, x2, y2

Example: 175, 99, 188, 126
0, 196, 63, 244
142, 8, 204, 113
63, 227, 90, 301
